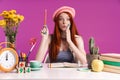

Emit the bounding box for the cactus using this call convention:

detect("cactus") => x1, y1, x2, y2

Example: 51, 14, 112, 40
92, 46, 99, 55
89, 37, 99, 55
89, 37, 95, 55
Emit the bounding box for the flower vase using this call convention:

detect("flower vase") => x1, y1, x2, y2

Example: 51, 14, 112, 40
5, 36, 16, 49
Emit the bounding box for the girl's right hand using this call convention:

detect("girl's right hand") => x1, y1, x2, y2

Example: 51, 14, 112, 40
41, 25, 49, 39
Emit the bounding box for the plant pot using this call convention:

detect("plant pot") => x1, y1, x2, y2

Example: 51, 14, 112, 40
87, 54, 100, 69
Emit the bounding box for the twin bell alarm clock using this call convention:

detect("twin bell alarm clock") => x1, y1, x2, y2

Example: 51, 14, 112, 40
0, 42, 19, 72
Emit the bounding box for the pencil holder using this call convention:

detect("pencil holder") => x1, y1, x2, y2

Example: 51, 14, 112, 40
19, 57, 28, 67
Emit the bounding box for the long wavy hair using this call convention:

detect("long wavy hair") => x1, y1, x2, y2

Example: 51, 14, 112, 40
49, 12, 79, 62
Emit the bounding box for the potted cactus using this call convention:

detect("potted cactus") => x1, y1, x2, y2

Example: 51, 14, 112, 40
87, 37, 100, 69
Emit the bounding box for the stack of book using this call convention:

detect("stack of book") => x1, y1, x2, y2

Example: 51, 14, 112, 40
99, 53, 120, 74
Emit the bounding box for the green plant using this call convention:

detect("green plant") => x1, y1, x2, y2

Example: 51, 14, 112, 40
89, 37, 99, 55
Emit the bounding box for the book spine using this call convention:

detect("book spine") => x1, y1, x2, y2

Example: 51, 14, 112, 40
103, 67, 120, 74
99, 56, 120, 62
102, 60, 120, 67
104, 64, 120, 70
100, 53, 120, 58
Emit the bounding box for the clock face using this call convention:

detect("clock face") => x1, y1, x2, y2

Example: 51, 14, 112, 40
0, 48, 18, 72
0, 50, 16, 68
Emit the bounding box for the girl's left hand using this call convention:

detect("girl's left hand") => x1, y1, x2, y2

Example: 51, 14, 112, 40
66, 25, 71, 43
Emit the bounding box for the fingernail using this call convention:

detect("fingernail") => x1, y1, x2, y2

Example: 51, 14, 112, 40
68, 24, 70, 28
42, 32, 47, 34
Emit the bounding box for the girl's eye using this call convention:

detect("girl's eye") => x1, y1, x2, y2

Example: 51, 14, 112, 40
59, 18, 63, 21
67, 18, 70, 21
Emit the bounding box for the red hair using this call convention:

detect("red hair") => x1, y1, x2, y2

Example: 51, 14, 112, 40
49, 12, 79, 62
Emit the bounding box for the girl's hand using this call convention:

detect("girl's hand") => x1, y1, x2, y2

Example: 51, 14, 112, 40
66, 24, 71, 43
41, 25, 49, 39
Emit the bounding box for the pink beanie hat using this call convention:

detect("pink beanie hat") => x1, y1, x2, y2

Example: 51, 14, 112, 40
53, 6, 75, 20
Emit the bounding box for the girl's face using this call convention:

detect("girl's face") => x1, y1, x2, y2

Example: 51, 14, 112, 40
58, 13, 71, 31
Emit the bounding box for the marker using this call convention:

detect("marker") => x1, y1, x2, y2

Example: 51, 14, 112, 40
44, 9, 47, 25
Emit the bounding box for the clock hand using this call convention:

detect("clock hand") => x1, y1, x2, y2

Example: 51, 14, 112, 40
6, 53, 8, 61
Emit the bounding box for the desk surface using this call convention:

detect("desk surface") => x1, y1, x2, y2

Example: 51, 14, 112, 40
0, 64, 120, 80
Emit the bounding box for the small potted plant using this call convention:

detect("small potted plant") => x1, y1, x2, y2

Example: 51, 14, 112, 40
87, 37, 100, 69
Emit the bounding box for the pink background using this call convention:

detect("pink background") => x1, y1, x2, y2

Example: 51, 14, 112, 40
0, 0, 120, 60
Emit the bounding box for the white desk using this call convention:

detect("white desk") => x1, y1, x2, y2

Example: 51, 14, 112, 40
0, 64, 120, 80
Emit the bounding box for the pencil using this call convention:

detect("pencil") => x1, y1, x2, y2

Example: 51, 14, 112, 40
44, 9, 47, 25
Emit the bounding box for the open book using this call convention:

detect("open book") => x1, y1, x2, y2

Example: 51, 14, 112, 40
47, 62, 88, 68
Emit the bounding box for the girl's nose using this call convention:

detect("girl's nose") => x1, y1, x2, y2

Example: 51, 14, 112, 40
63, 19, 66, 24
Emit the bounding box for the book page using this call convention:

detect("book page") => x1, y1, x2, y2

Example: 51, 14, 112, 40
48, 63, 64, 68
47, 62, 88, 68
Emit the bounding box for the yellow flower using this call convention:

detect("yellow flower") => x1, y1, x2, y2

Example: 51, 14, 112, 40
9, 10, 16, 14
1, 11, 9, 18
0, 20, 6, 28
13, 18, 19, 24
8, 13, 16, 19
1, 11, 8, 15
19, 15, 24, 22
